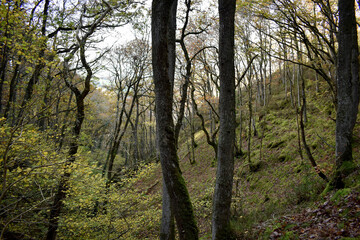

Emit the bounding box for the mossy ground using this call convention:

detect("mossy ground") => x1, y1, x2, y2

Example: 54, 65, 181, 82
126, 76, 360, 239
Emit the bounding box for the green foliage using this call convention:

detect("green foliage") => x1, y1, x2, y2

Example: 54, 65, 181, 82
58, 163, 162, 239
0, 122, 65, 238
288, 167, 325, 204
193, 186, 214, 219
338, 161, 357, 177
1, 117, 163, 239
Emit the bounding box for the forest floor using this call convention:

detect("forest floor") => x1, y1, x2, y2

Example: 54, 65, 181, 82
133, 80, 360, 239
254, 189, 360, 239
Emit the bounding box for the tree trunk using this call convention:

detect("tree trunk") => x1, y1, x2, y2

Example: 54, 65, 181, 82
191, 86, 218, 161
299, 105, 328, 182
212, 0, 236, 239
160, 0, 177, 238
160, 182, 175, 240
4, 58, 20, 122
46, 95, 85, 239
46, 4, 113, 236
152, 1, 198, 239
174, 0, 193, 147
47, 69, 90, 240
17, 0, 50, 122
0, 3, 11, 115
247, 74, 253, 168
334, 0, 359, 188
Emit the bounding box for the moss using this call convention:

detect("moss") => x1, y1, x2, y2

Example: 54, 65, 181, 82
267, 140, 285, 149
281, 230, 298, 240
267, 153, 278, 162
278, 154, 290, 162
211, 158, 216, 167
330, 188, 351, 203
294, 164, 303, 173
338, 161, 357, 176
338, 238, 360, 240
249, 161, 262, 172
289, 173, 325, 204
329, 161, 358, 189
173, 169, 199, 239
320, 183, 333, 198
278, 155, 286, 162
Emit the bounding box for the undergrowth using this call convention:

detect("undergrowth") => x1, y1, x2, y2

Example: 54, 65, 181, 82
57, 72, 360, 239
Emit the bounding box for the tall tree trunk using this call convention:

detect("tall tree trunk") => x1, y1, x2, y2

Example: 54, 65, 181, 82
56, 91, 73, 152
104, 80, 138, 181
174, 0, 192, 148
38, 68, 53, 130
46, 4, 113, 236
247, 74, 253, 168
149, 106, 154, 152
160, 0, 177, 238
334, 0, 359, 188
46, 45, 91, 239
212, 0, 236, 239
4, 58, 20, 122
238, 87, 243, 155
0, 3, 11, 115
191, 86, 218, 160
269, 50, 272, 95
152, 1, 198, 239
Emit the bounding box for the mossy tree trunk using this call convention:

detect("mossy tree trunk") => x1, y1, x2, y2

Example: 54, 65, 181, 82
152, 0, 198, 239
212, 0, 236, 239
160, 0, 177, 238
334, 0, 359, 189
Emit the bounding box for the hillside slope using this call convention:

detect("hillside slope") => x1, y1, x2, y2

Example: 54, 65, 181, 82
129, 77, 360, 239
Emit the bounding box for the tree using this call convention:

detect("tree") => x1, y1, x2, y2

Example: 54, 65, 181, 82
152, 0, 199, 239
212, 0, 236, 239
46, 3, 113, 239
16, 0, 51, 123
160, 0, 178, 238
251, 0, 338, 105
190, 83, 219, 162
103, 41, 148, 182
188, 47, 220, 163
333, 0, 359, 188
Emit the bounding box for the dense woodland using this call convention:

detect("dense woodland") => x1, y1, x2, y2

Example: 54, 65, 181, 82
0, 0, 360, 239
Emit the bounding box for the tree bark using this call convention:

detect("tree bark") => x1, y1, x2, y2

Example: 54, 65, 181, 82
160, 0, 177, 238
212, 0, 236, 239
4, 57, 21, 122
334, 0, 359, 188
152, 1, 198, 239
299, 105, 329, 182
160, 181, 175, 240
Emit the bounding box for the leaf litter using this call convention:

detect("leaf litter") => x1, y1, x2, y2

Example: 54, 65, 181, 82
255, 190, 360, 239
